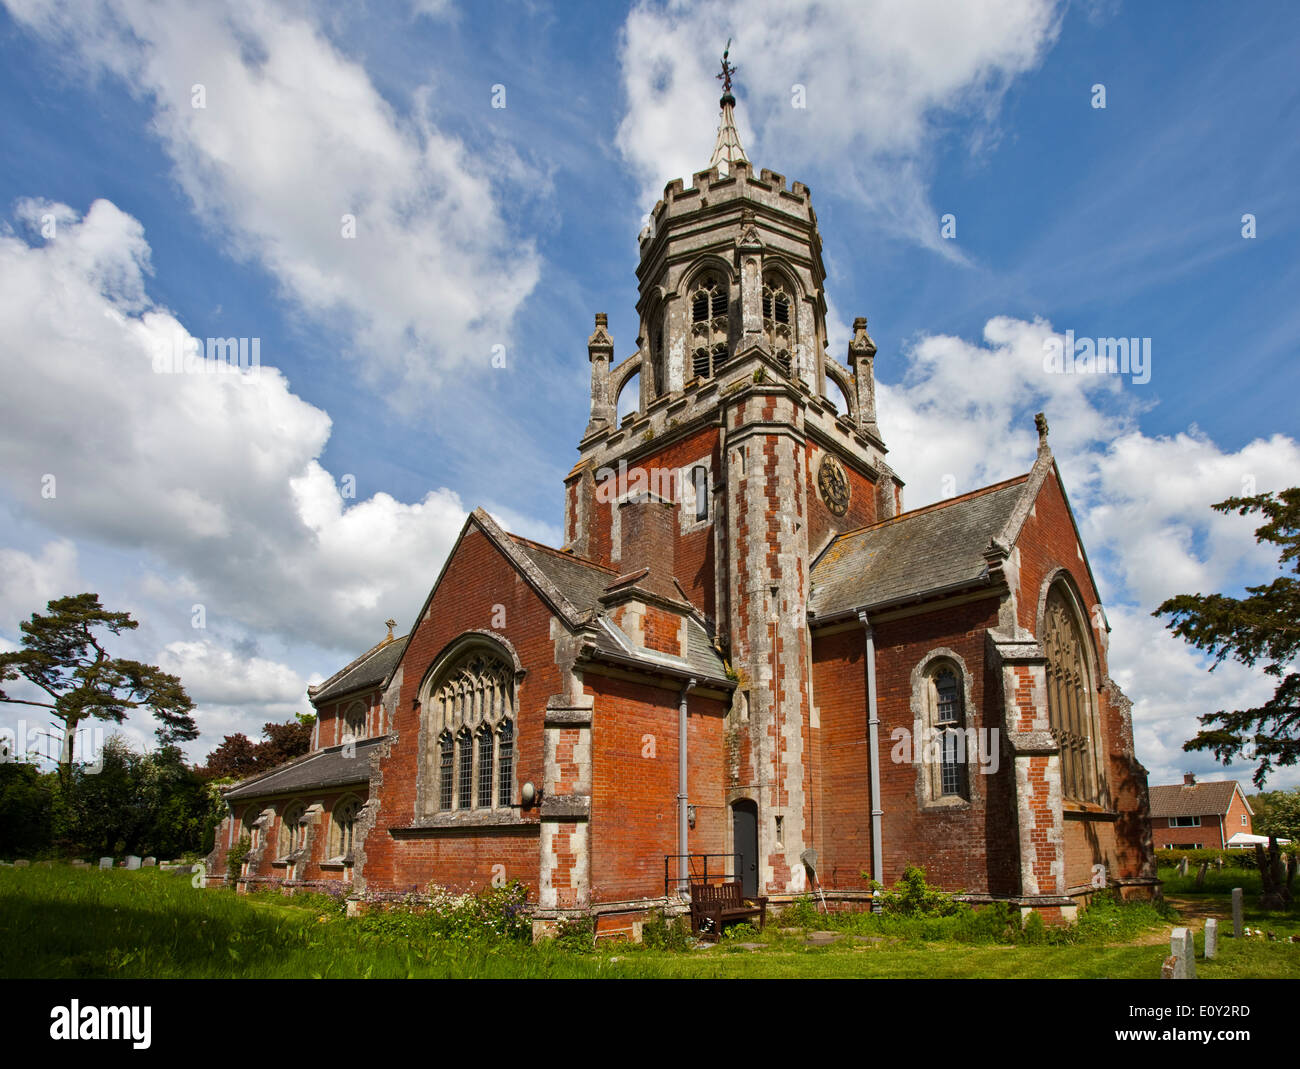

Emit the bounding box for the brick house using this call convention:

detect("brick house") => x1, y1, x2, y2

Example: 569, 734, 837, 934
208, 78, 1157, 928
1149, 774, 1253, 850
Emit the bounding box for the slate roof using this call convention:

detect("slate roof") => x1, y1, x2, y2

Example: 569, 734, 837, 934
510, 534, 729, 683
224, 737, 385, 801
1149, 781, 1244, 819
809, 476, 1029, 620
308, 635, 408, 706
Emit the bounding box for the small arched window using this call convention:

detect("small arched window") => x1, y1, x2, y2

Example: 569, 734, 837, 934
278, 801, 306, 858
332, 797, 362, 859
916, 658, 970, 803
343, 700, 366, 742
242, 807, 261, 850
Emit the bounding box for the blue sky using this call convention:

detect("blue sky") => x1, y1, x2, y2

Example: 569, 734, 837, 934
0, 0, 1296, 791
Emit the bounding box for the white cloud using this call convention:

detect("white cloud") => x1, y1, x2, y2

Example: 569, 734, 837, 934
0, 540, 81, 635
156, 639, 306, 707
616, 0, 1061, 246
0, 198, 479, 654
4, 0, 540, 401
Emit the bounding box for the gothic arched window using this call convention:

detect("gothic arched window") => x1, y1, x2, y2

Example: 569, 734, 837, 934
342, 700, 366, 743
278, 800, 306, 858
427, 647, 517, 812
331, 796, 362, 859
922, 661, 969, 801
1044, 584, 1101, 804
762, 273, 796, 375
689, 274, 729, 380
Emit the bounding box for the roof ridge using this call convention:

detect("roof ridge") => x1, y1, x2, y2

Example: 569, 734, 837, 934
307, 632, 409, 697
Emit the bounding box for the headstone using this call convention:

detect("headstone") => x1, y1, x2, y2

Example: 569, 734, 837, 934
1177, 857, 1189, 877
124, 855, 141, 870
71, 860, 89, 868
143, 857, 156, 867
99, 857, 113, 870
1160, 954, 1177, 979
1170, 927, 1196, 979
1204, 918, 1218, 960
1214, 857, 1223, 870
13, 859, 29, 868
1231, 887, 1243, 938
1194, 860, 1209, 888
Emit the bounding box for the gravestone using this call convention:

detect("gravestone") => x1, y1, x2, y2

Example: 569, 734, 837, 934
143, 857, 156, 867
1204, 918, 1218, 959
71, 859, 89, 868
1170, 927, 1196, 978
124, 855, 142, 870
1160, 955, 1177, 979
1231, 887, 1243, 938
1177, 857, 1189, 877
1194, 860, 1209, 888
13, 859, 29, 868
99, 857, 113, 870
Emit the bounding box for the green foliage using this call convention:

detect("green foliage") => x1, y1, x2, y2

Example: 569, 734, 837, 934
1153, 488, 1300, 786
641, 908, 691, 951
0, 762, 54, 856
1251, 788, 1300, 840
722, 920, 760, 942
225, 835, 252, 882
553, 915, 595, 953
868, 865, 964, 917
776, 894, 822, 928
358, 881, 531, 946
0, 593, 197, 767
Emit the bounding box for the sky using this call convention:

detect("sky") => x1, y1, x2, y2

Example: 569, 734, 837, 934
0, 0, 1296, 792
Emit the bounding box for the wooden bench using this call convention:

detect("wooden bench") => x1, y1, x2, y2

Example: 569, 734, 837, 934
688, 880, 768, 942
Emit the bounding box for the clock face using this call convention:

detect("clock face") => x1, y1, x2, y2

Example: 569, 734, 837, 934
818, 454, 850, 516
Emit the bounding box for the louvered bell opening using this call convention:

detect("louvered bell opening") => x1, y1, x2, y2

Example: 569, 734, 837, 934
693, 293, 710, 322
693, 348, 711, 379
774, 295, 790, 324
711, 291, 728, 318
711, 343, 729, 371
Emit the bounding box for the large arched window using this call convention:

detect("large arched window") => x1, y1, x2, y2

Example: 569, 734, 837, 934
1043, 583, 1101, 804
426, 647, 517, 813
761, 272, 796, 375
689, 273, 730, 380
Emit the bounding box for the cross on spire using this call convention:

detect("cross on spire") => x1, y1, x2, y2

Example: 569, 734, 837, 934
717, 40, 737, 105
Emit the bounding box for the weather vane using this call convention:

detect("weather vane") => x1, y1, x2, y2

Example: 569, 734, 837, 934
717, 39, 737, 101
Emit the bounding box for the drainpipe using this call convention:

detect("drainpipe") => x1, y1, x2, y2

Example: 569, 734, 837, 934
859, 611, 884, 911
678, 677, 697, 894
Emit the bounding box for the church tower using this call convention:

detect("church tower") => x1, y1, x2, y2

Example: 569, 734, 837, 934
564, 49, 902, 894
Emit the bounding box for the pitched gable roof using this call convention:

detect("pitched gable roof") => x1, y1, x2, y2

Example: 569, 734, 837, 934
1149, 780, 1245, 819
224, 737, 385, 801
309, 634, 408, 706
809, 476, 1029, 620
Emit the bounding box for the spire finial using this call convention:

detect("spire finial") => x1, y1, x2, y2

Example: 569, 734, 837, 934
717, 39, 737, 106
709, 41, 748, 175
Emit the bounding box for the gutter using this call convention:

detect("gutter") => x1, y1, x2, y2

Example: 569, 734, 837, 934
859, 610, 884, 911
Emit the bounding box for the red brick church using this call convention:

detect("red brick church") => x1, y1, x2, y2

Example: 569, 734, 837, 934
209, 70, 1157, 928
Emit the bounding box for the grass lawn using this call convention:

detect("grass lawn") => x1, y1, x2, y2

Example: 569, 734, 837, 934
2, 864, 1297, 979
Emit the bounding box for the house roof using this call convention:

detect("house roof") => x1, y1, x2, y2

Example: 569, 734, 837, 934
1149, 780, 1244, 818
308, 634, 408, 706
809, 476, 1029, 619
224, 737, 385, 802
511, 533, 730, 684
